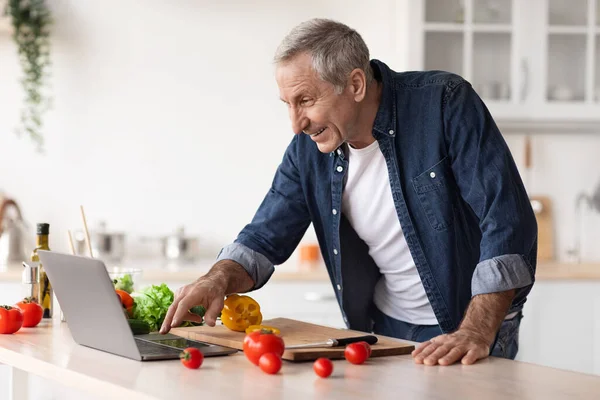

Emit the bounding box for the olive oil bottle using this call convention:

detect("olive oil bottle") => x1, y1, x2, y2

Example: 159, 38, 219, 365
31, 223, 53, 318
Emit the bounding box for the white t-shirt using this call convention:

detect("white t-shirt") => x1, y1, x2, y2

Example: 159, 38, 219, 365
341, 140, 438, 325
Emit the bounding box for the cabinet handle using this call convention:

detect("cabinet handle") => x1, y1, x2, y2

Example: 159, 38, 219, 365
520, 58, 530, 102
304, 292, 337, 302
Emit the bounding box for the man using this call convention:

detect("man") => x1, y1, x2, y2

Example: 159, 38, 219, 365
161, 18, 537, 367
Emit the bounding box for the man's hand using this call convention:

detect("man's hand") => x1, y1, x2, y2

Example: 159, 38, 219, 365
411, 329, 491, 366
159, 260, 254, 334
412, 289, 516, 366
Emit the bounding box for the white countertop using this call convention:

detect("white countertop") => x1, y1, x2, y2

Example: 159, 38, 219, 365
0, 258, 330, 284
1, 318, 599, 399
2, 259, 600, 285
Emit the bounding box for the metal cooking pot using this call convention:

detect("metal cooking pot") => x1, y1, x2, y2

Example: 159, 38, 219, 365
161, 227, 200, 262
75, 221, 126, 262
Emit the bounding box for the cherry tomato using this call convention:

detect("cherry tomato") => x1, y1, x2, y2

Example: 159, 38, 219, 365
357, 341, 372, 358
313, 357, 333, 378
259, 353, 282, 375
0, 306, 23, 334
115, 290, 134, 317
15, 298, 43, 327
180, 347, 204, 369
243, 330, 285, 366
345, 343, 369, 365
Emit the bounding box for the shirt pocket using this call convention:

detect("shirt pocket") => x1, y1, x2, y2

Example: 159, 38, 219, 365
412, 157, 455, 232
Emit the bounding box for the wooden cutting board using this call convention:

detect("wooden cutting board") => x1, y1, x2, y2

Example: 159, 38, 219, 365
171, 317, 415, 362
531, 195, 554, 261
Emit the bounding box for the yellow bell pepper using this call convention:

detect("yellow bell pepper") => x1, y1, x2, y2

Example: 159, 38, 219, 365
221, 294, 263, 332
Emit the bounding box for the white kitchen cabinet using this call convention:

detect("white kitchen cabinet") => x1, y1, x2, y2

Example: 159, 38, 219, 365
517, 280, 600, 375
406, 0, 600, 122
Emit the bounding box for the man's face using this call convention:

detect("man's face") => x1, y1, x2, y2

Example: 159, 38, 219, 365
276, 53, 359, 153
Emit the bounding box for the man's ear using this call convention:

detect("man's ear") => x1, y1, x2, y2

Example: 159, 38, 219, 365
347, 68, 367, 102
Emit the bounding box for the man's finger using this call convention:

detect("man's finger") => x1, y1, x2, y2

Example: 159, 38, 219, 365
424, 345, 452, 366
461, 348, 485, 365
438, 347, 466, 366
414, 342, 439, 364
412, 338, 435, 356
181, 312, 204, 324
204, 296, 224, 327
171, 295, 198, 328
160, 293, 183, 334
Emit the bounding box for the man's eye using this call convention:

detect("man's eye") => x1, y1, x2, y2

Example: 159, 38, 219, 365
300, 98, 312, 106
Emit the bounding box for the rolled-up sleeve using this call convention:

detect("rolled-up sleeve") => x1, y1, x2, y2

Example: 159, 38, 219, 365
443, 81, 537, 309
215, 242, 275, 290
471, 254, 534, 297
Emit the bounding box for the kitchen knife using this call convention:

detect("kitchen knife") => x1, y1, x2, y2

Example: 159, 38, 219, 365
285, 335, 378, 349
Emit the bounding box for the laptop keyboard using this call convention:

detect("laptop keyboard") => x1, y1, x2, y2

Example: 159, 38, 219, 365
135, 338, 182, 356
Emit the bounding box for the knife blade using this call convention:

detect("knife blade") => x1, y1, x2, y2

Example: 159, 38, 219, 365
285, 335, 378, 349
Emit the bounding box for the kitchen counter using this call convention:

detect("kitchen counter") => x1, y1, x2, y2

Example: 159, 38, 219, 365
2, 260, 599, 284
0, 259, 330, 284
1, 319, 600, 400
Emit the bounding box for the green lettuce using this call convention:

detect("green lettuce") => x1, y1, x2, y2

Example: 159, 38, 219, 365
132, 284, 174, 332
112, 274, 134, 294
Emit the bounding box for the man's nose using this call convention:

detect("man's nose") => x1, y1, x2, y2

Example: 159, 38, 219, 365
290, 107, 308, 135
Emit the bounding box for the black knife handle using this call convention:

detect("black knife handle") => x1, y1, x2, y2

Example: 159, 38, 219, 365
336, 335, 378, 347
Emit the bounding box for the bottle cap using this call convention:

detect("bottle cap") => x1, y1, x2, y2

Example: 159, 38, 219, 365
36, 223, 50, 235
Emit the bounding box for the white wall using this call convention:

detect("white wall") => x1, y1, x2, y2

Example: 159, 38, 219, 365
0, 0, 399, 257
0, 0, 599, 262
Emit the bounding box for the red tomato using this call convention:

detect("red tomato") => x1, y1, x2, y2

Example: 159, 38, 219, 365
115, 290, 134, 317
357, 341, 372, 358
259, 353, 282, 375
345, 343, 369, 365
180, 347, 204, 369
0, 306, 23, 334
313, 357, 333, 378
243, 330, 285, 366
15, 298, 43, 327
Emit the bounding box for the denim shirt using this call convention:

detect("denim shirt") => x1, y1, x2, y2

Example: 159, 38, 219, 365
217, 59, 538, 334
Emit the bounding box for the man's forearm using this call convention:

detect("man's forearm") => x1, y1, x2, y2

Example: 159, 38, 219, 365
203, 259, 255, 294
459, 289, 516, 345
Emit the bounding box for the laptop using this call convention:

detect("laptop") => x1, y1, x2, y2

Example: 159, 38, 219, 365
37, 250, 238, 361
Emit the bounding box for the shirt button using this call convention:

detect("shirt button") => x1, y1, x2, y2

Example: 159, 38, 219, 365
336, 166, 343, 172
389, 129, 394, 135
430, 172, 436, 178
337, 284, 342, 291
336, 149, 342, 155
332, 209, 337, 215
333, 249, 338, 255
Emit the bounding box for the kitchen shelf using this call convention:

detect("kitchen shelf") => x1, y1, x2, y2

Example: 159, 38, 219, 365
424, 31, 463, 73
424, 23, 464, 32
424, 23, 512, 33
548, 25, 590, 34
549, 0, 589, 25
547, 33, 587, 102
473, 24, 513, 33
424, 0, 463, 23
473, 32, 512, 101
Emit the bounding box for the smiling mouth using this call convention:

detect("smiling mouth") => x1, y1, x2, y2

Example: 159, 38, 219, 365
307, 127, 326, 137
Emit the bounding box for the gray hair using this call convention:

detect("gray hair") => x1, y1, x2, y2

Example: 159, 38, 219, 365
274, 18, 374, 94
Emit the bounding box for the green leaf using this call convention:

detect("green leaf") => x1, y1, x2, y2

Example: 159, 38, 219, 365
132, 284, 174, 332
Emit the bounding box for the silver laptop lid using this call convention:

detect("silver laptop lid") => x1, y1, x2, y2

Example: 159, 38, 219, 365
37, 251, 142, 361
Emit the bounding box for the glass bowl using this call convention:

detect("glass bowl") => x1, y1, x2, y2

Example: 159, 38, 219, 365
106, 267, 143, 293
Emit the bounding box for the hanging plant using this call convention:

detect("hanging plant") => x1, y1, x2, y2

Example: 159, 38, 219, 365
4, 0, 52, 151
